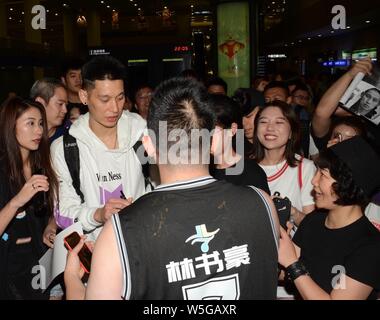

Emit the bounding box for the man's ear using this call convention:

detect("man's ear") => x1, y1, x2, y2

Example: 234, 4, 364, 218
78, 89, 88, 106
286, 96, 292, 104
142, 135, 157, 162
35, 96, 47, 108
210, 126, 222, 156
61, 77, 66, 86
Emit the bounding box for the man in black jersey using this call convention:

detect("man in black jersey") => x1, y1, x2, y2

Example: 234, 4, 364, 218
65, 77, 280, 300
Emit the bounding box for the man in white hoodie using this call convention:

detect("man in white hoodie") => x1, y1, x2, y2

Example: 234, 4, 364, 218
51, 56, 147, 240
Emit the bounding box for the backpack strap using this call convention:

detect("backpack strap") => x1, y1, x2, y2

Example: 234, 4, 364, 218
63, 133, 85, 204
298, 156, 304, 190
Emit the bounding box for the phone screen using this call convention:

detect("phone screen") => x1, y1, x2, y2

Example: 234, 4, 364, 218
64, 232, 92, 273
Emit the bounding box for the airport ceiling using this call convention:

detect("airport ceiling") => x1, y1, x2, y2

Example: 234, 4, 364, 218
5, 0, 216, 17
3, 0, 379, 42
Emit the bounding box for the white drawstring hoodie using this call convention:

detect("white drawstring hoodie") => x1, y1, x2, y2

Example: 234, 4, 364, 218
51, 111, 147, 240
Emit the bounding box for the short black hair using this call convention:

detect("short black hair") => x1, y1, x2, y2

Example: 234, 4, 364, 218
315, 148, 369, 207
208, 94, 241, 129
291, 83, 310, 96
82, 56, 126, 90
206, 77, 227, 94
363, 87, 380, 100
330, 116, 367, 139
134, 84, 153, 98
148, 77, 215, 164
264, 81, 290, 97
61, 58, 84, 78
179, 69, 200, 81
232, 88, 265, 116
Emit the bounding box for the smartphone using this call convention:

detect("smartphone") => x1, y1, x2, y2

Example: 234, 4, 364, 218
64, 231, 92, 274
273, 196, 291, 229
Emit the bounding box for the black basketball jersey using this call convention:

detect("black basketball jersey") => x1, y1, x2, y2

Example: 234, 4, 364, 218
113, 176, 278, 300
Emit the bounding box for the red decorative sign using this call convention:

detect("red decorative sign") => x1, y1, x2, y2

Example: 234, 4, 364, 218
174, 46, 190, 52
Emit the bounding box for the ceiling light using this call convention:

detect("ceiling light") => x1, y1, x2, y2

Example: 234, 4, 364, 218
365, 20, 370, 23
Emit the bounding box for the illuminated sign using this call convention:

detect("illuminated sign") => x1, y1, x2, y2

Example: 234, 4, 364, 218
174, 46, 190, 52
163, 58, 184, 62
89, 48, 110, 56
322, 59, 350, 67
342, 51, 352, 60
127, 59, 149, 66
267, 54, 287, 59
128, 59, 149, 63
352, 48, 377, 61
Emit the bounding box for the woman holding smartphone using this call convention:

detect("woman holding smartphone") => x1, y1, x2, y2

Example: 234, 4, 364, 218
279, 137, 380, 299
0, 97, 59, 299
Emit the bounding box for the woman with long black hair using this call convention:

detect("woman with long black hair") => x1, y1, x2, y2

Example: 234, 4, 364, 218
0, 97, 59, 299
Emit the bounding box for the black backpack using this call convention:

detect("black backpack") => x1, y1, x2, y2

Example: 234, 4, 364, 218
63, 133, 151, 204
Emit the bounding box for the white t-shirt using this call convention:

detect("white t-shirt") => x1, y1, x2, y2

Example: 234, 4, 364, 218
259, 155, 316, 212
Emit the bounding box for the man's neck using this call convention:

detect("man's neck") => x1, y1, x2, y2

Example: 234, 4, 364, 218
48, 124, 57, 138
89, 118, 118, 149
68, 92, 81, 104
159, 165, 210, 185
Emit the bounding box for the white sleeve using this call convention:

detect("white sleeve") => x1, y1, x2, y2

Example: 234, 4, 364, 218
51, 138, 102, 232
300, 159, 316, 207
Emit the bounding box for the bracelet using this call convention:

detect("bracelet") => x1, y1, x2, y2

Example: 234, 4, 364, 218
285, 260, 310, 282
